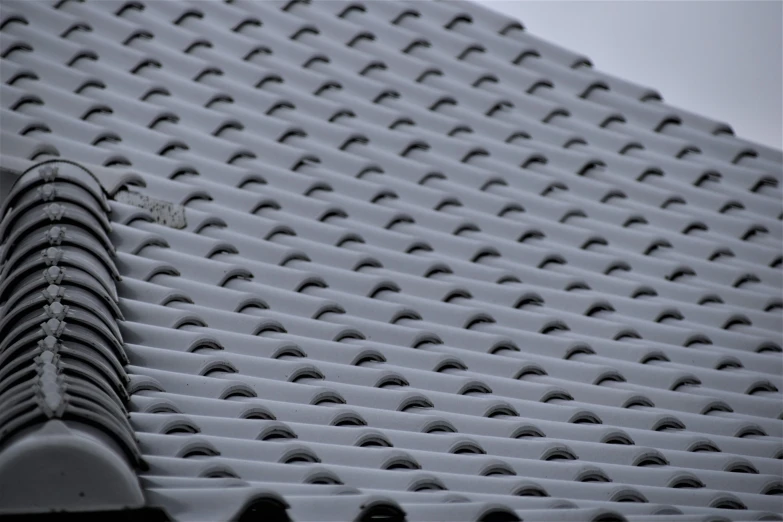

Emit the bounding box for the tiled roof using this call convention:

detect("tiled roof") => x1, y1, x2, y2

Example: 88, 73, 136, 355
0, 1, 781, 521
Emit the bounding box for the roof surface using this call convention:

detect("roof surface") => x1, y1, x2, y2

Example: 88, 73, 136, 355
0, 1, 782, 521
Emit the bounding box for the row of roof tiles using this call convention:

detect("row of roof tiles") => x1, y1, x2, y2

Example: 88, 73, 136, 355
0, 0, 781, 520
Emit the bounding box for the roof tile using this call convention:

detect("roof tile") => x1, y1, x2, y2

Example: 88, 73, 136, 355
2, 1, 782, 521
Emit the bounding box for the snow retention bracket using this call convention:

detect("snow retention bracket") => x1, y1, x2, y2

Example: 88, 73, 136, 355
0, 160, 145, 515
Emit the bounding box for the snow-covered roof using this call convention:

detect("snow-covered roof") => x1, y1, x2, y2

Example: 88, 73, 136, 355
0, 1, 781, 521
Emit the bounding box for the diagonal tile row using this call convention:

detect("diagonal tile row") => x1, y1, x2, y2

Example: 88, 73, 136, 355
1, 0, 781, 521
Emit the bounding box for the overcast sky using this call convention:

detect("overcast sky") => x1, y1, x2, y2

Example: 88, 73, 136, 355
485, 1, 782, 149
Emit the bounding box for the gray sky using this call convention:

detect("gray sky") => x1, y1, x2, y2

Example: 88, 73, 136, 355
484, 1, 783, 149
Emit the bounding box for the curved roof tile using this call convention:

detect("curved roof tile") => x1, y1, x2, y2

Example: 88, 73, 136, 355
1, 1, 781, 521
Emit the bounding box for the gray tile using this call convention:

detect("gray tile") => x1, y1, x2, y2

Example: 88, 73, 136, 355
1, 1, 782, 521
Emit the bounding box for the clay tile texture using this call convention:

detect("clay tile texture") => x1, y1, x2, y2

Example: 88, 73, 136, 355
0, 1, 781, 521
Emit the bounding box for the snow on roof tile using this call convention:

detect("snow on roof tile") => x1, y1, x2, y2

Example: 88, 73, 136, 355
0, 0, 781, 520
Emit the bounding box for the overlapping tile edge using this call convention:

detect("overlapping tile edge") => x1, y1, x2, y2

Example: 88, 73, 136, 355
0, 1, 781, 521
